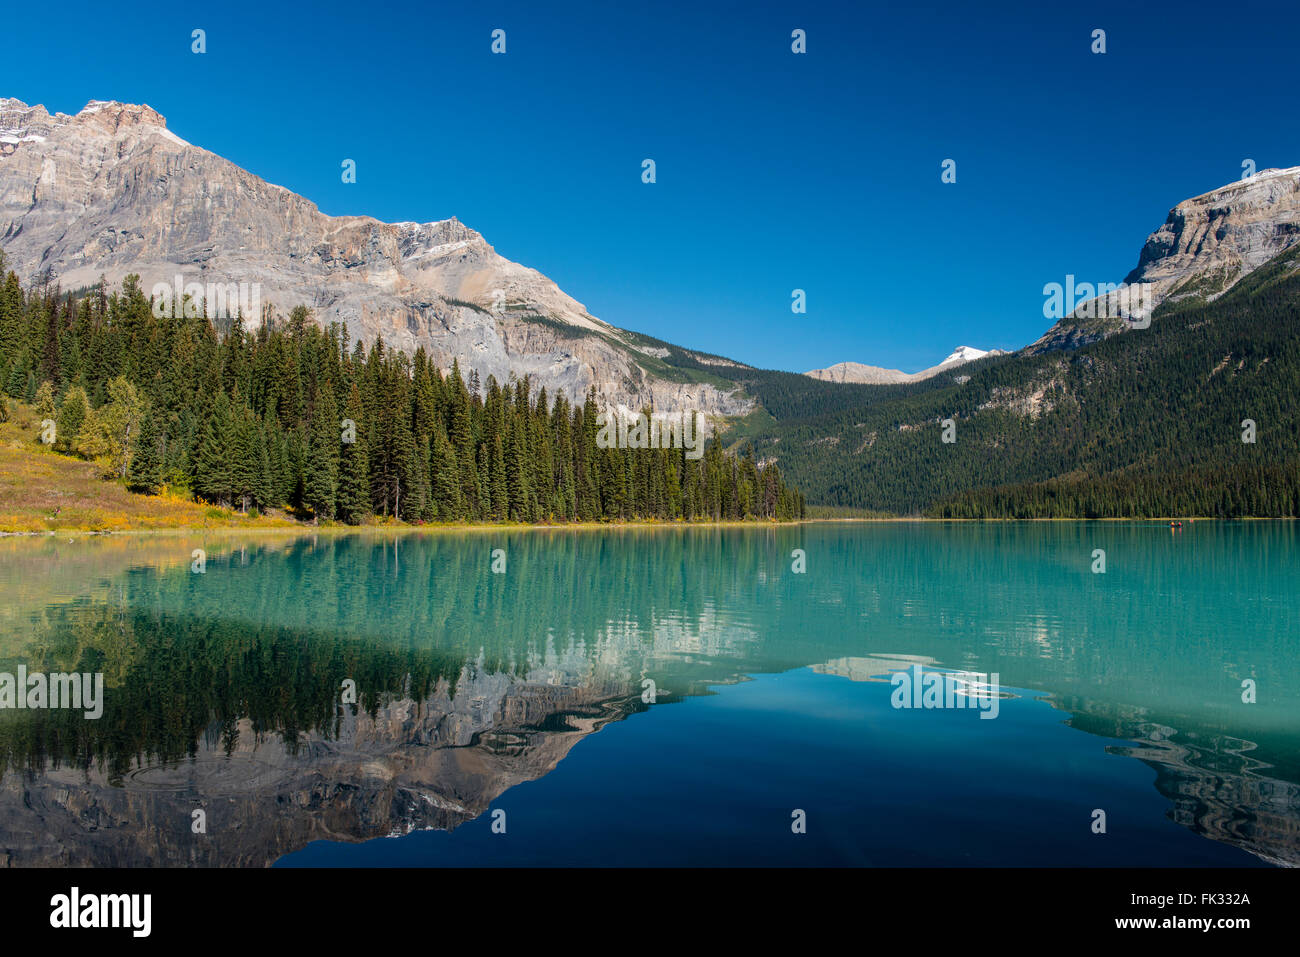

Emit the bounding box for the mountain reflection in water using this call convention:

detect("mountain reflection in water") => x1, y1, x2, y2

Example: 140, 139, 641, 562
0, 525, 1295, 867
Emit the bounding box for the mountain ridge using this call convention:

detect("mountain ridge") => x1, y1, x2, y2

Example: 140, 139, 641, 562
0, 97, 750, 416
4, 97, 1296, 408
4, 95, 1300, 520
805, 346, 1008, 385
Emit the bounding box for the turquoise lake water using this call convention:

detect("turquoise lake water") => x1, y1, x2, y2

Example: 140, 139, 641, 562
0, 522, 1295, 866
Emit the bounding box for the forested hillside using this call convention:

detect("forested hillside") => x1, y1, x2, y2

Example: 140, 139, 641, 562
5, 233, 1295, 523
727, 246, 1300, 517
0, 253, 803, 525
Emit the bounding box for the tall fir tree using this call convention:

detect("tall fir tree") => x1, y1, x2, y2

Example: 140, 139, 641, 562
127, 405, 164, 494
336, 384, 370, 525
304, 384, 340, 521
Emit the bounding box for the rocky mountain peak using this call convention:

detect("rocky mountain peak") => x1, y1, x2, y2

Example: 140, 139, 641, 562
939, 345, 998, 366
805, 345, 1004, 385
1124, 166, 1300, 290
1030, 167, 1300, 354
0, 97, 182, 155
0, 93, 750, 416
74, 99, 170, 135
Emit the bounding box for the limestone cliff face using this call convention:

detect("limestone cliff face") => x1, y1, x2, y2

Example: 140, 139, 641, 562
1125, 167, 1300, 294
1029, 166, 1300, 353
0, 97, 750, 416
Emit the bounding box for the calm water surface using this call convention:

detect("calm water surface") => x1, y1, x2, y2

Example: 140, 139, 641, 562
0, 522, 1295, 866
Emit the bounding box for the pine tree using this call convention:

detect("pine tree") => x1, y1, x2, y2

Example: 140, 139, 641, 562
127, 405, 164, 494
253, 420, 276, 511
489, 433, 507, 519
418, 437, 437, 522
229, 405, 258, 512
192, 390, 235, 507
304, 384, 339, 521
0, 263, 812, 526
506, 412, 530, 520
4, 362, 26, 400
431, 427, 464, 520
336, 384, 370, 525
0, 270, 24, 361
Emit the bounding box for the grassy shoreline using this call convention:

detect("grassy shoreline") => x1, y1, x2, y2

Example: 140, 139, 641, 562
1, 515, 1289, 537
4, 401, 809, 534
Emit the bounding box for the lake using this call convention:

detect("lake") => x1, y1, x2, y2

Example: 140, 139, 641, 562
0, 522, 1295, 867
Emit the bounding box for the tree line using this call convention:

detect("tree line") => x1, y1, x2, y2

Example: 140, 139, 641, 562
0, 253, 804, 524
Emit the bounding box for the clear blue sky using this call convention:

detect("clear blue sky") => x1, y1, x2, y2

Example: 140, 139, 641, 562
3, 0, 1297, 373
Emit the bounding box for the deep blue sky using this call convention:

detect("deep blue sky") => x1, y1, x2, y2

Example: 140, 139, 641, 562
3, 0, 1297, 373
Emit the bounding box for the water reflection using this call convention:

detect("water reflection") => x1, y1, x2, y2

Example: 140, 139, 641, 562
0, 524, 1295, 866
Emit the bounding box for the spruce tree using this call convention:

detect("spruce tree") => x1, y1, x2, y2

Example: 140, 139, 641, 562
33, 380, 56, 419
192, 390, 235, 507
489, 433, 508, 520
229, 405, 258, 512
336, 384, 370, 525
304, 385, 339, 521
253, 420, 276, 511
0, 263, 811, 526
506, 413, 529, 520
127, 405, 164, 494
431, 427, 464, 520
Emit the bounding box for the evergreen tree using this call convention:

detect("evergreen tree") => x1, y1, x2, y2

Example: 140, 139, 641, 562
0, 266, 809, 525
252, 419, 276, 511
192, 390, 235, 507
304, 384, 340, 521
431, 427, 464, 520
127, 406, 164, 494
336, 384, 370, 525
229, 404, 258, 512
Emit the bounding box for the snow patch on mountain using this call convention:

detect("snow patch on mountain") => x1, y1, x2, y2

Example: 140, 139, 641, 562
938, 345, 994, 366
806, 346, 1005, 385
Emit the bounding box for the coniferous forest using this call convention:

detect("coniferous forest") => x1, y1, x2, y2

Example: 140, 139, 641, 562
723, 246, 1300, 518
4, 236, 1298, 524
0, 254, 805, 524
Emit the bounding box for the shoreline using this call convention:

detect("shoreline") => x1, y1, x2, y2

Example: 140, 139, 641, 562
1, 515, 1292, 538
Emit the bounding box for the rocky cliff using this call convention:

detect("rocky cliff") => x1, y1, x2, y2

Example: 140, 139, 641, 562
0, 97, 750, 416
1029, 166, 1300, 353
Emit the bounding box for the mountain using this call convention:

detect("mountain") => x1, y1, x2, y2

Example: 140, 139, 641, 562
3, 95, 1296, 517
806, 346, 1008, 385
0, 663, 637, 866
936, 345, 997, 366
0, 98, 750, 416
730, 171, 1300, 516
1029, 166, 1300, 353
804, 361, 913, 386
